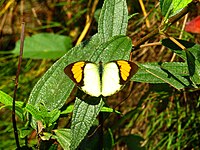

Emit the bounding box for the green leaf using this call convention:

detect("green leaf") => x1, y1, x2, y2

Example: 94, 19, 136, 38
161, 62, 189, 77
160, 0, 192, 17
160, 0, 173, 17
0, 90, 13, 106
101, 106, 121, 114
162, 39, 200, 85
25, 103, 43, 121
53, 129, 71, 150
61, 105, 74, 115
133, 62, 189, 89
48, 109, 61, 125
171, 0, 192, 16
0, 90, 25, 120
28, 35, 132, 111
19, 127, 32, 138
70, 98, 104, 150
12, 33, 72, 59
98, 0, 128, 41
28, 35, 132, 129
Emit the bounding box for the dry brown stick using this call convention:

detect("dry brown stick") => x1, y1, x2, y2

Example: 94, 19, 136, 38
132, 1, 197, 51
12, 22, 25, 149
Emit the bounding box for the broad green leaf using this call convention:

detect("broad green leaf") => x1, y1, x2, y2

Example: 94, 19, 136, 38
98, 0, 128, 41
28, 35, 131, 111
132, 66, 165, 83
28, 35, 132, 128
53, 129, 71, 150
132, 62, 190, 85
133, 62, 189, 89
70, 98, 104, 150
160, 0, 192, 17
161, 62, 188, 77
12, 33, 72, 59
28, 34, 100, 113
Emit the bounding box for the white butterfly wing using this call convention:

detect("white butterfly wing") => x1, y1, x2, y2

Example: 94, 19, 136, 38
102, 62, 122, 97
82, 63, 101, 97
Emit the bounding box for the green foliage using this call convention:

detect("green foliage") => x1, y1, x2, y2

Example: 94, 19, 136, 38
160, 0, 192, 17
0, 0, 200, 149
12, 33, 72, 59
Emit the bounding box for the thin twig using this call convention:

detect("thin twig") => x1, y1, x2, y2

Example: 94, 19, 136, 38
12, 22, 25, 149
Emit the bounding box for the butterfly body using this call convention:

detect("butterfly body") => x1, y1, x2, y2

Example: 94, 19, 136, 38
64, 60, 138, 97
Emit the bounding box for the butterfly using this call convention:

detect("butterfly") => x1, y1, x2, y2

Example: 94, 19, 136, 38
64, 60, 138, 97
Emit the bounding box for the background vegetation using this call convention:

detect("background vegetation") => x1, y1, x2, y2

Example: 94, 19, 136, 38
0, 0, 200, 149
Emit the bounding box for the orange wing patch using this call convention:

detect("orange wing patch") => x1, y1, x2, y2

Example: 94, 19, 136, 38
117, 60, 131, 81
71, 62, 85, 83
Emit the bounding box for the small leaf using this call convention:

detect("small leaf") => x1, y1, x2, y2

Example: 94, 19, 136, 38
101, 106, 121, 114
19, 127, 32, 138
98, 0, 128, 41
48, 109, 61, 124
61, 105, 74, 115
0, 90, 25, 120
160, 0, 192, 18
40, 132, 53, 140
12, 33, 72, 59
25, 103, 43, 121
0, 90, 13, 106
53, 129, 71, 150
160, 0, 173, 17
171, 0, 192, 17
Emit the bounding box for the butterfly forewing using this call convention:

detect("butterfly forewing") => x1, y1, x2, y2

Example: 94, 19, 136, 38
116, 60, 138, 84
64, 61, 85, 86
64, 62, 101, 97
